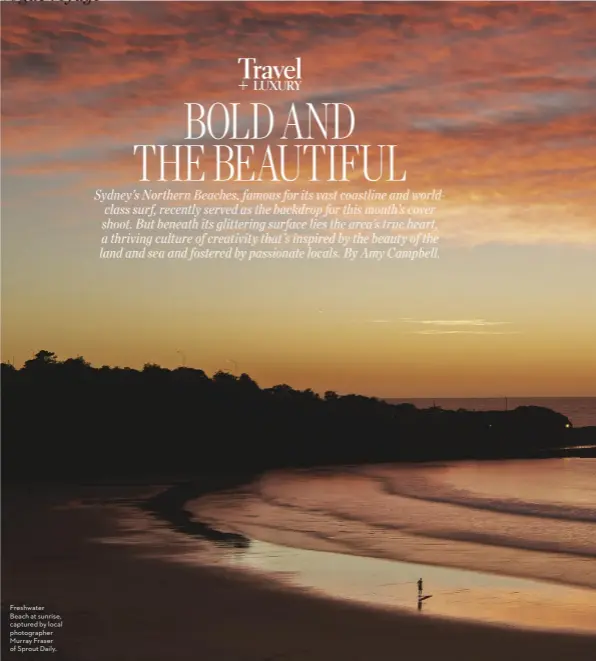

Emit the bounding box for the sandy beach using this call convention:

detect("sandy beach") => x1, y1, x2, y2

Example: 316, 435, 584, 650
3, 481, 596, 661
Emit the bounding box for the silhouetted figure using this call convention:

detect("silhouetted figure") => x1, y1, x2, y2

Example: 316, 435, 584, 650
417, 577, 433, 611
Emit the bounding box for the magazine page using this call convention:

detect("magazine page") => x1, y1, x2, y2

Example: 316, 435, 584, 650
2, 1, 595, 660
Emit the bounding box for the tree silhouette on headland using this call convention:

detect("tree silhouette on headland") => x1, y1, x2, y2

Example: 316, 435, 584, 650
1, 350, 578, 482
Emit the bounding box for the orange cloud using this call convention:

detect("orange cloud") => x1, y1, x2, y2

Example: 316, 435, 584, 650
2, 1, 595, 247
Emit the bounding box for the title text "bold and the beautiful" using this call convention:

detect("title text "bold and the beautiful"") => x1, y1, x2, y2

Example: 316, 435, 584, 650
133, 103, 407, 183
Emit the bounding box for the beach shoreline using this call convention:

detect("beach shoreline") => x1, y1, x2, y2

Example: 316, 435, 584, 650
3, 477, 596, 661
187, 462, 596, 592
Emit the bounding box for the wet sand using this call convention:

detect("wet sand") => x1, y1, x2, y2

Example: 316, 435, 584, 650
3, 481, 596, 661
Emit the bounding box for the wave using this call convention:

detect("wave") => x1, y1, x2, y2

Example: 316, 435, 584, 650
247, 468, 596, 561
408, 528, 596, 560
188, 461, 596, 591
207, 491, 596, 562
364, 467, 596, 524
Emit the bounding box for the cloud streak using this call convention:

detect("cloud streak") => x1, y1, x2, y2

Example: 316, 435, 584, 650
412, 330, 521, 335
401, 319, 512, 326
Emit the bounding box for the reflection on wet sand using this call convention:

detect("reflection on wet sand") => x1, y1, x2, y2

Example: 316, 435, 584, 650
225, 539, 596, 634
94, 486, 596, 636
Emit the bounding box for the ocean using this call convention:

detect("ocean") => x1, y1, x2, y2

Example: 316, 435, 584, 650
385, 397, 596, 427
191, 459, 596, 632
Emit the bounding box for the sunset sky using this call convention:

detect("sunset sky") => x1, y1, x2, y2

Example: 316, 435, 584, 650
2, 1, 595, 396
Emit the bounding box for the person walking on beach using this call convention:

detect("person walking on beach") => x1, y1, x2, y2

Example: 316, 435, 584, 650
417, 577, 423, 597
